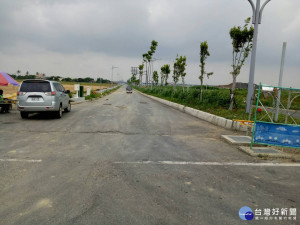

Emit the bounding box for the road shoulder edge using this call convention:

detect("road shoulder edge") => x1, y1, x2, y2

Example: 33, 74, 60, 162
135, 89, 249, 132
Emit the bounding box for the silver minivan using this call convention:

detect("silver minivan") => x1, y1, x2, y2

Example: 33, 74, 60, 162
17, 79, 71, 119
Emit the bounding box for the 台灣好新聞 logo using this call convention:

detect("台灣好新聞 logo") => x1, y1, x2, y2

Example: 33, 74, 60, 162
239, 206, 254, 220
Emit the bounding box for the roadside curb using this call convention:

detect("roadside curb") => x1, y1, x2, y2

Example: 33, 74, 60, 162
70, 85, 122, 105
71, 100, 88, 105
135, 90, 249, 132
238, 146, 293, 159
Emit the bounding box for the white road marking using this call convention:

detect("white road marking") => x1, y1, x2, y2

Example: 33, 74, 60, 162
114, 161, 300, 167
0, 159, 42, 163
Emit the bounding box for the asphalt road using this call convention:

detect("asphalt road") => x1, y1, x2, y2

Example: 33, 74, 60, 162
0, 86, 299, 225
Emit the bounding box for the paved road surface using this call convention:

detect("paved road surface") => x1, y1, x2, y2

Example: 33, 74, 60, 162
0, 86, 299, 225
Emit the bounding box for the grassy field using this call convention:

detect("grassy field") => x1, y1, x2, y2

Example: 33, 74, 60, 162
135, 86, 300, 124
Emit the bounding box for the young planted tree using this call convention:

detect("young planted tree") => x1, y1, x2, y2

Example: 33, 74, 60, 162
199, 41, 213, 102
142, 53, 150, 85
148, 40, 158, 82
173, 55, 187, 92
138, 64, 144, 87
130, 74, 138, 86
160, 70, 165, 92
178, 56, 187, 92
172, 60, 180, 92
143, 40, 158, 86
152, 70, 159, 86
229, 17, 254, 110
161, 64, 171, 87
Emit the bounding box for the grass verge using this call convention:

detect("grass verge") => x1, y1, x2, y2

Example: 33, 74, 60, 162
134, 86, 300, 124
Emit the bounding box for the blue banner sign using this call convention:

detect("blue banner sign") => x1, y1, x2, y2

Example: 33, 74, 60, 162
254, 122, 300, 148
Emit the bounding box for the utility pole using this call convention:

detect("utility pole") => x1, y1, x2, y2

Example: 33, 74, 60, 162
245, 0, 272, 113
275, 42, 287, 122
111, 66, 118, 87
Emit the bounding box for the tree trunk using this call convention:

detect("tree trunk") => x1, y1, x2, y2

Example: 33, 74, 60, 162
182, 77, 185, 92
139, 74, 142, 87
228, 75, 237, 110
145, 62, 148, 86
199, 76, 203, 102
149, 62, 152, 89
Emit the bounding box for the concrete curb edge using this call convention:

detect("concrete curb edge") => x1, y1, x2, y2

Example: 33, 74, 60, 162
136, 90, 249, 132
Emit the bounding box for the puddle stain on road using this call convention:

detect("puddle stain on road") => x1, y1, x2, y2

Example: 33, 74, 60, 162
19, 198, 53, 217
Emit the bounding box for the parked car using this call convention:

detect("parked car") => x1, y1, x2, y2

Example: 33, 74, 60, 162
17, 79, 71, 119
126, 86, 133, 93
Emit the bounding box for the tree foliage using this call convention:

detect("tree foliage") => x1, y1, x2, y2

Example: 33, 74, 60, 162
173, 55, 187, 91
229, 17, 254, 110
153, 70, 159, 86
199, 41, 213, 101
172, 61, 180, 91
138, 64, 144, 87
161, 64, 171, 86
143, 40, 158, 85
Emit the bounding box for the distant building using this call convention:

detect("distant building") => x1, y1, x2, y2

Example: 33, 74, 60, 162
35, 73, 46, 79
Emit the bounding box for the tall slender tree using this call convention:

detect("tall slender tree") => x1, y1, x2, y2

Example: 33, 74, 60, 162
142, 53, 150, 85
143, 40, 158, 86
153, 70, 159, 86
138, 64, 144, 87
160, 70, 165, 92
161, 64, 170, 87
199, 41, 213, 102
178, 56, 187, 92
229, 17, 254, 110
173, 55, 186, 92
173, 60, 180, 91
148, 40, 158, 81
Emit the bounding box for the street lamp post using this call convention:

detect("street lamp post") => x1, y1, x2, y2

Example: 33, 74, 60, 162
245, 0, 271, 113
111, 66, 118, 87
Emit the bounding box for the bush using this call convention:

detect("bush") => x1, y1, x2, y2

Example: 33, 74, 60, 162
90, 91, 101, 98
85, 95, 93, 100
201, 90, 230, 107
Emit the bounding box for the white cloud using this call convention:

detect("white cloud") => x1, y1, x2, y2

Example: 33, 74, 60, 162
276, 127, 287, 132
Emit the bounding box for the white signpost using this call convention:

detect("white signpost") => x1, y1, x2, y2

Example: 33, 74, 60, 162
86, 86, 91, 96
74, 84, 80, 98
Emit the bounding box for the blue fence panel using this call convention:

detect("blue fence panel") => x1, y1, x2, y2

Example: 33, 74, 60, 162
254, 122, 300, 148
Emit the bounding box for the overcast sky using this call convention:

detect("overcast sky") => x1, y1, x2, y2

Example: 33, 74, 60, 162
0, 0, 299, 87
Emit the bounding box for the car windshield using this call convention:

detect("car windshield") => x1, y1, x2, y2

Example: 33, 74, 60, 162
20, 81, 51, 92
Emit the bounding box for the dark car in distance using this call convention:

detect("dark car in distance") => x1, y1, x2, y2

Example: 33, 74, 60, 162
126, 86, 133, 94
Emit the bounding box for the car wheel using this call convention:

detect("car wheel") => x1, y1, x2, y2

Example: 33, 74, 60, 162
20, 112, 29, 119
64, 102, 71, 112
56, 105, 63, 119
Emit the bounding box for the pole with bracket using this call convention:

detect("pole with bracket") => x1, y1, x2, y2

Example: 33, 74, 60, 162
111, 66, 118, 87
246, 0, 272, 113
